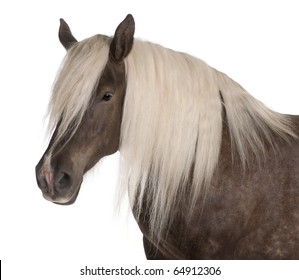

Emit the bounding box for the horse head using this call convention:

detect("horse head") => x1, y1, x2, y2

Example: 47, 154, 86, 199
35, 15, 134, 204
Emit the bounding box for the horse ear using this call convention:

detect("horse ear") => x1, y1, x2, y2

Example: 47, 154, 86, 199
109, 14, 135, 62
59, 18, 78, 50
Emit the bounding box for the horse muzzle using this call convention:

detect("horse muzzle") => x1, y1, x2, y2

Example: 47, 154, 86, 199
35, 155, 82, 205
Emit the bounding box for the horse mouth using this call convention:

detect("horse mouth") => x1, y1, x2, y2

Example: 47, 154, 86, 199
42, 184, 82, 205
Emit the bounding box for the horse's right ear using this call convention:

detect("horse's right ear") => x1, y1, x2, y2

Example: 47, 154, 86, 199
58, 19, 78, 50
109, 14, 135, 63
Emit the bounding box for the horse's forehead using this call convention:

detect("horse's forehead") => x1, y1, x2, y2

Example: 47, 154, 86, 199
98, 60, 126, 87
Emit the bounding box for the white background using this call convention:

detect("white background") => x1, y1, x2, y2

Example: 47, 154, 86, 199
0, 0, 299, 279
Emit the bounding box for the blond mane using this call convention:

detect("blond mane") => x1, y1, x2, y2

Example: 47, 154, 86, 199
119, 40, 296, 239
47, 35, 295, 240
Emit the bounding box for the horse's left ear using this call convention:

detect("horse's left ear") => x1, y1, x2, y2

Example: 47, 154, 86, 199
59, 18, 78, 50
109, 14, 135, 62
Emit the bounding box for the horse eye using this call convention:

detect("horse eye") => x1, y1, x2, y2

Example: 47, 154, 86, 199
102, 92, 113, 102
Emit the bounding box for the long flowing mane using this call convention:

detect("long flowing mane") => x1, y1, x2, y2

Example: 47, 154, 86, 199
120, 40, 295, 239
47, 35, 295, 239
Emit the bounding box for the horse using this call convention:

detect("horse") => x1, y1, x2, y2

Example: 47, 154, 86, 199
35, 14, 299, 259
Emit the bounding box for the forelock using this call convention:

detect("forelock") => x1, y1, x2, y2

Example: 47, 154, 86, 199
47, 34, 111, 151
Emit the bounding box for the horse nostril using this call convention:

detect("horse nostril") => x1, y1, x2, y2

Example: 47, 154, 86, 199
56, 172, 72, 191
